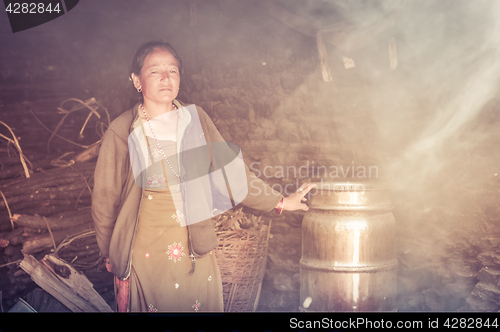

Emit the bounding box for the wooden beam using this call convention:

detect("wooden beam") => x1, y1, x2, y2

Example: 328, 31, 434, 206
262, 0, 414, 52
260, 0, 319, 38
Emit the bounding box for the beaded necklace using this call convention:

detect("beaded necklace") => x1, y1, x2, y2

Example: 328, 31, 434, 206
141, 103, 180, 190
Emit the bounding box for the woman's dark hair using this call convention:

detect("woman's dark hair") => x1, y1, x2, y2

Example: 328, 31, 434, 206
130, 41, 183, 77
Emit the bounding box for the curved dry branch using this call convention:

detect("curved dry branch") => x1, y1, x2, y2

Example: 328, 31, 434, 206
29, 98, 110, 153
0, 121, 31, 178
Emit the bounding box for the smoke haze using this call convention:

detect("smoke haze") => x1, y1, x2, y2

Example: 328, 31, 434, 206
366, 0, 500, 191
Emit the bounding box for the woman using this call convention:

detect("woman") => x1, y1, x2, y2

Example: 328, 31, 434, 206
91, 41, 315, 312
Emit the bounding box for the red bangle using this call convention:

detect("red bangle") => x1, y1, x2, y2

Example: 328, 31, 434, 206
275, 197, 284, 215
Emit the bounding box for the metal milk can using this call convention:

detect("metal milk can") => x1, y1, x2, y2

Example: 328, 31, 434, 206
300, 181, 397, 311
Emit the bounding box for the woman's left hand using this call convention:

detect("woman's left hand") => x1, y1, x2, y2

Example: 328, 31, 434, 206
281, 182, 317, 212
105, 257, 113, 273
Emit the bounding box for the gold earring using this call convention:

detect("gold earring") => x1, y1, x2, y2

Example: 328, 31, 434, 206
137, 87, 142, 93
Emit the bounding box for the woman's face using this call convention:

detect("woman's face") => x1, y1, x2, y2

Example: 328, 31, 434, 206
132, 47, 181, 106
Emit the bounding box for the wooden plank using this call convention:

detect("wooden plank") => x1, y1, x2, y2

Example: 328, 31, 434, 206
42, 254, 112, 312
20, 254, 84, 312
19, 254, 113, 312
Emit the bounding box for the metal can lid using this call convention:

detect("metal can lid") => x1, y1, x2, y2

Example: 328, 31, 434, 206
310, 180, 385, 192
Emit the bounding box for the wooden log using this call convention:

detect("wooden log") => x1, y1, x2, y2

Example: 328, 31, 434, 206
59, 249, 100, 260
8, 231, 27, 246
19, 253, 113, 312
0, 196, 91, 217
0, 149, 46, 165
0, 188, 90, 211
0, 178, 90, 209
29, 183, 92, 195
57, 238, 98, 251
0, 231, 8, 245
0, 156, 54, 181
0, 169, 94, 198
13, 269, 27, 278
4, 244, 22, 256
0, 161, 95, 188
1, 202, 91, 228
64, 234, 97, 247
22, 222, 94, 255
0, 223, 13, 232
59, 247, 101, 259
0, 184, 93, 220
0, 228, 24, 247
8, 251, 23, 264
19, 199, 92, 219
22, 226, 42, 236
0, 164, 31, 181
65, 241, 99, 252
50, 208, 93, 218
59, 241, 99, 253
12, 208, 92, 231
73, 145, 99, 163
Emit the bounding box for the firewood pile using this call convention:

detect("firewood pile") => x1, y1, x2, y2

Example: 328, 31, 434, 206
0, 98, 113, 312
0, 160, 112, 311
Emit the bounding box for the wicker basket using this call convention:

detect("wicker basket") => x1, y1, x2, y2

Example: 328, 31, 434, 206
213, 219, 272, 312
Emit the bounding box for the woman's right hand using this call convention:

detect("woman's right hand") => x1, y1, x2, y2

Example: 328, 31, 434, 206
105, 257, 113, 273
282, 183, 317, 212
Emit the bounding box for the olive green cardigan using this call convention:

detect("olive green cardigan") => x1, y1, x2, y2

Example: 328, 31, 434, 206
91, 101, 282, 280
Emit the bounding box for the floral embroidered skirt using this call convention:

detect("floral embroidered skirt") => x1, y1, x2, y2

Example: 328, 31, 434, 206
128, 188, 223, 312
